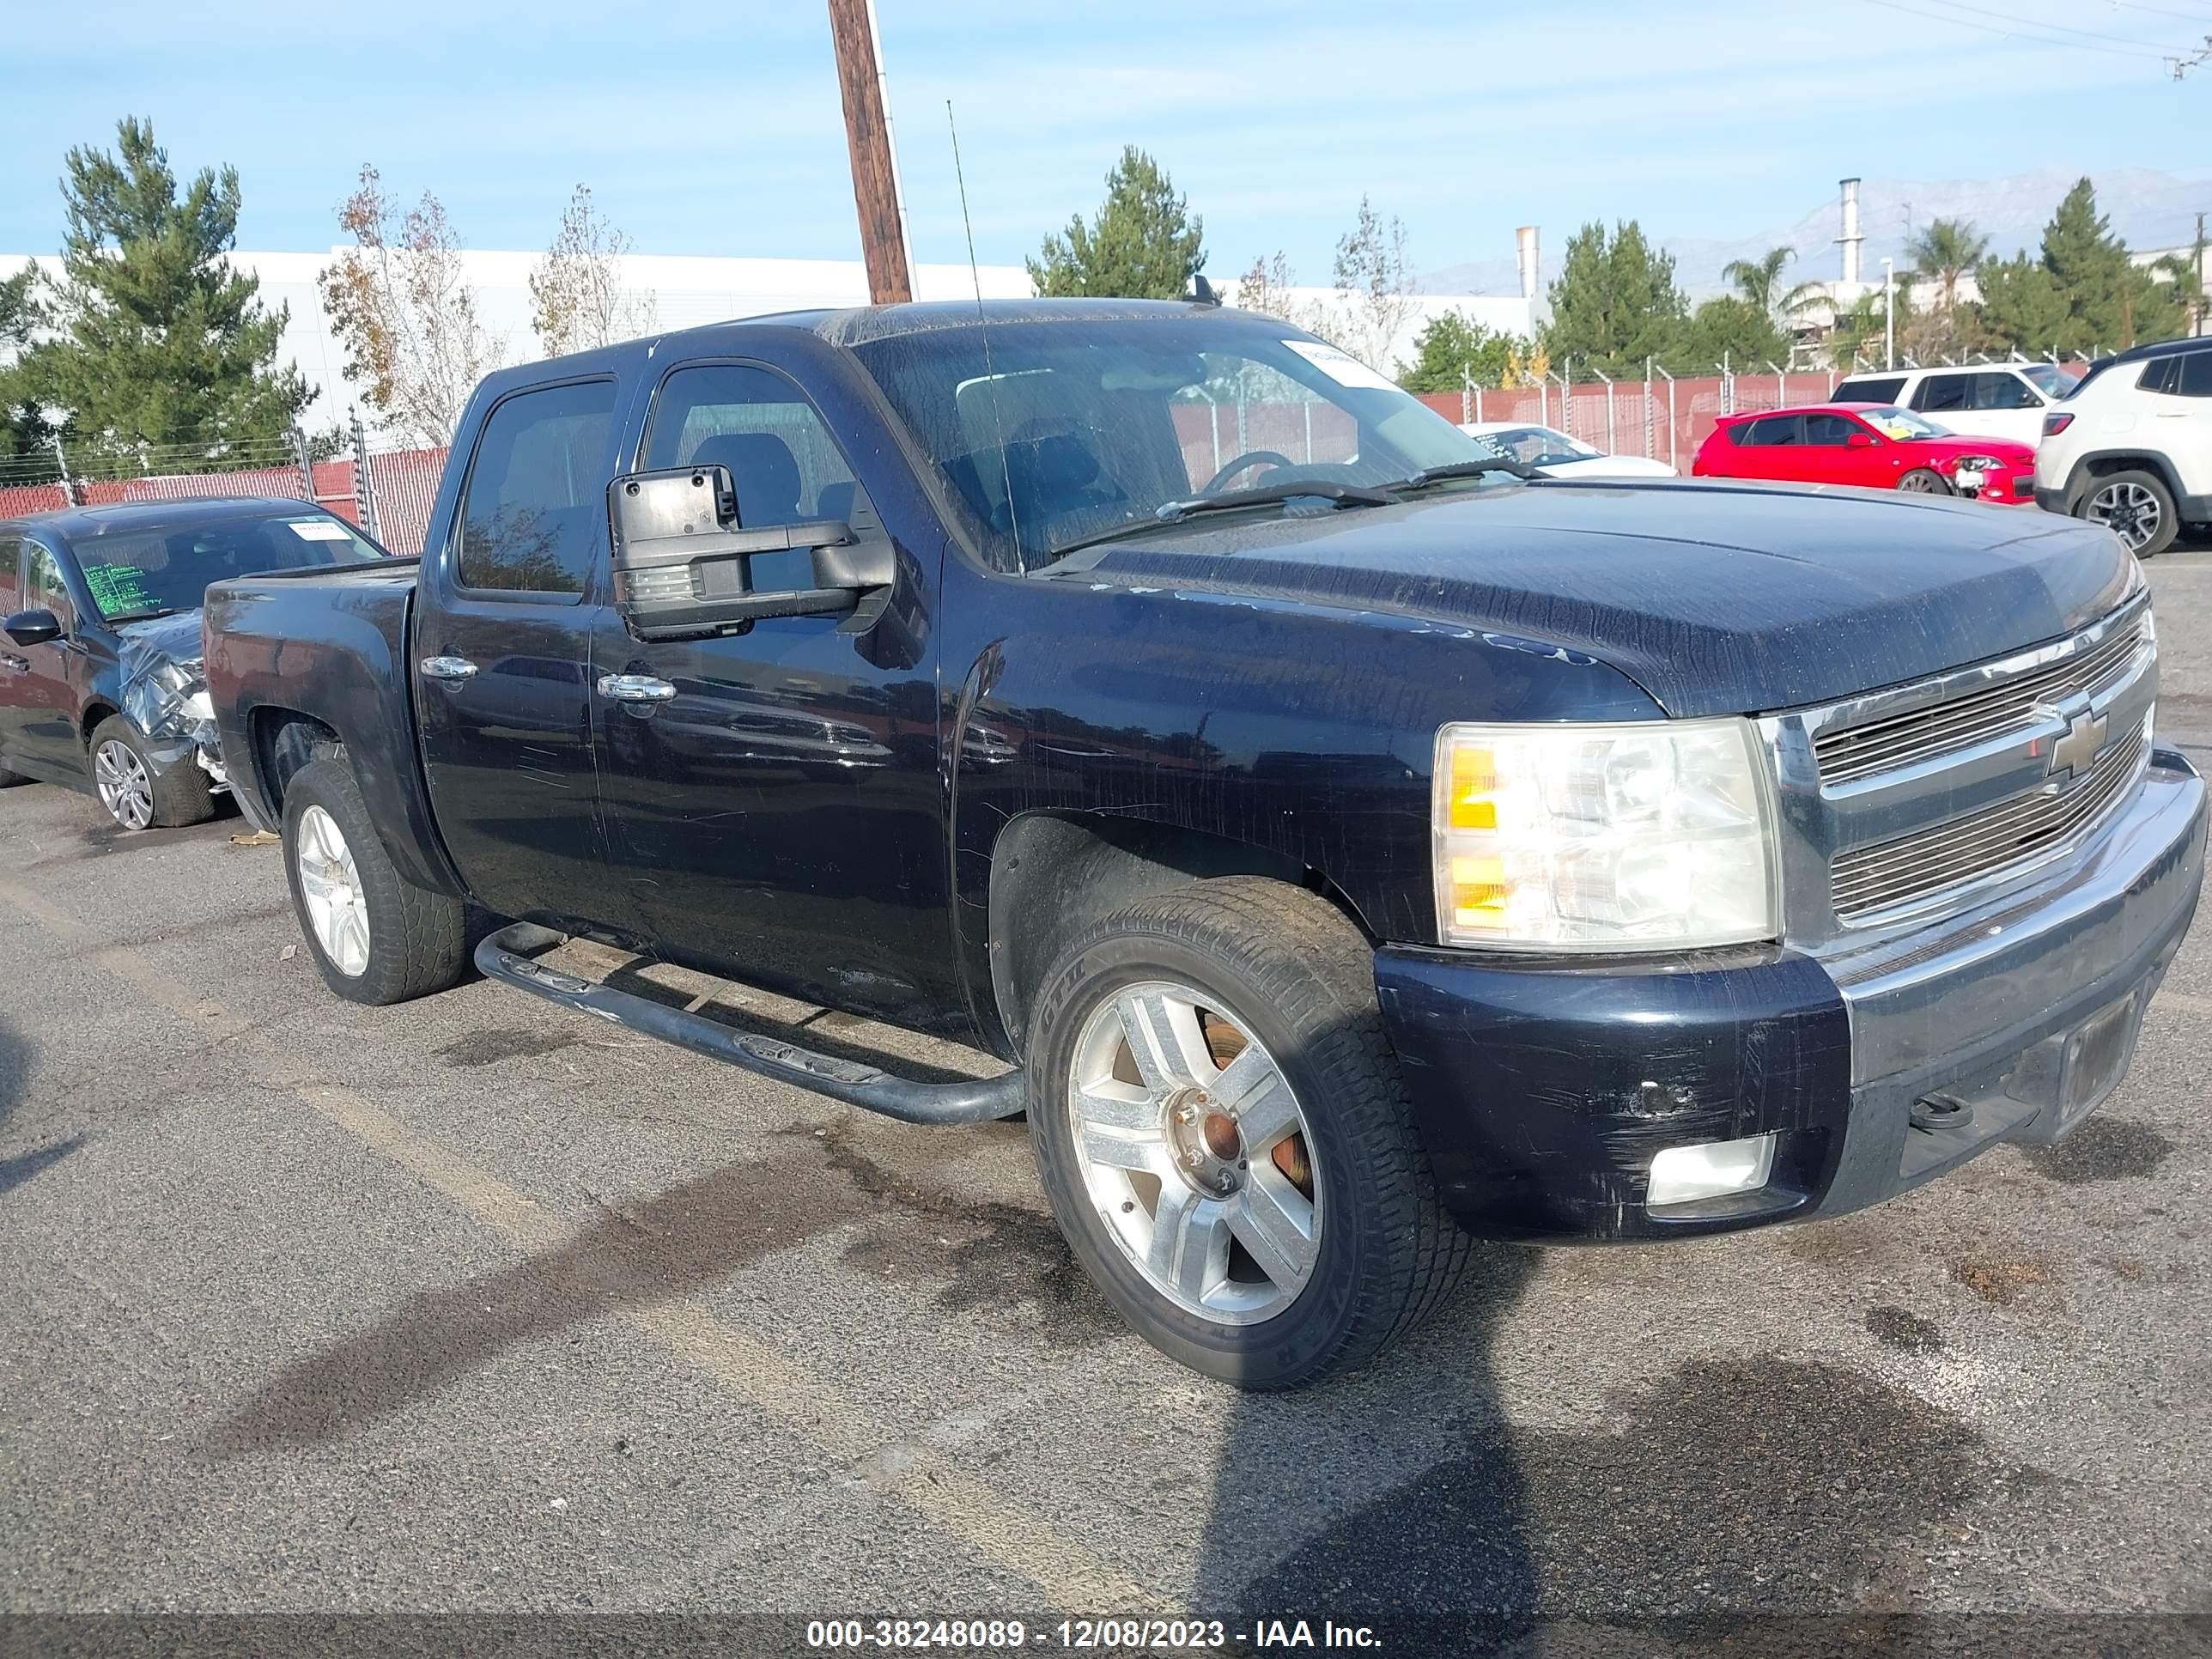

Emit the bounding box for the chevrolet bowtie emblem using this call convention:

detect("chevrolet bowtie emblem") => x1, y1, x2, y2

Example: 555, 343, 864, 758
2047, 708, 2108, 781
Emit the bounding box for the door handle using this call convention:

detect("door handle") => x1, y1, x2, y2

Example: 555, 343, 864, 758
420, 655, 478, 683
596, 674, 678, 703
0, 653, 26, 675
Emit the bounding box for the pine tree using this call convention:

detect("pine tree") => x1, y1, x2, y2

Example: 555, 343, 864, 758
29, 118, 309, 465
1542, 221, 1687, 375
1984, 179, 2183, 356
1028, 148, 1205, 300
0, 264, 53, 471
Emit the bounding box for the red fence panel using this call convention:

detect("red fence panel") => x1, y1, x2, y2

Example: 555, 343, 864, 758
362, 447, 449, 556
0, 483, 72, 517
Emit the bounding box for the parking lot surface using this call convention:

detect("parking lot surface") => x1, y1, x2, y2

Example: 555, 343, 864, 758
4, 556, 2212, 1650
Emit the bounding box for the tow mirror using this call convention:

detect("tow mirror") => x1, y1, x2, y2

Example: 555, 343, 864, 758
1845, 431, 1877, 450
606, 465, 893, 641
3, 608, 61, 647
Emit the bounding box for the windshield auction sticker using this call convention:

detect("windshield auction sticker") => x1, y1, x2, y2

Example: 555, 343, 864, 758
1279, 339, 1400, 392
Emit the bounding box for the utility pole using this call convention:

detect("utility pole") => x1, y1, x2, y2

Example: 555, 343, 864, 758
1882, 257, 1896, 371
825, 0, 914, 304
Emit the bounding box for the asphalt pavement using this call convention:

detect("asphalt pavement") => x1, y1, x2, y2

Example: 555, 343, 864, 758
3, 553, 2211, 1656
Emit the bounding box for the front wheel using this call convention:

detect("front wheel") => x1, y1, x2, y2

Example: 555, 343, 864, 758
282, 756, 468, 1005
88, 714, 214, 830
2078, 469, 2178, 557
1024, 878, 1470, 1389
1898, 468, 1951, 495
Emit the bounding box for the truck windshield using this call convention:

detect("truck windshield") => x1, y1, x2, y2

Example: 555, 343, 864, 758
850, 313, 1494, 569
72, 510, 382, 621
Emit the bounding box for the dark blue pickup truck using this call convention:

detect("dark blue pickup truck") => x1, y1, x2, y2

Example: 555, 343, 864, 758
204, 299, 2205, 1387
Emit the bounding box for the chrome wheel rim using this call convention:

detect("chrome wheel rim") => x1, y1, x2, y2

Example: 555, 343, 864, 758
1066, 980, 1320, 1326
2087, 481, 2162, 552
295, 805, 371, 977
1899, 471, 1944, 493
94, 740, 154, 830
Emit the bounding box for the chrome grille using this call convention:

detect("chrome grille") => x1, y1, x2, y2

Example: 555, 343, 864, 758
1813, 615, 2146, 786
1828, 718, 2150, 921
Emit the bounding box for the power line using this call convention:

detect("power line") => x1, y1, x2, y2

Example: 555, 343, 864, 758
1860, 0, 2182, 58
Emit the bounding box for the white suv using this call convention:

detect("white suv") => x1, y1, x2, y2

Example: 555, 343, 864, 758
2034, 337, 2212, 557
1832, 361, 2078, 448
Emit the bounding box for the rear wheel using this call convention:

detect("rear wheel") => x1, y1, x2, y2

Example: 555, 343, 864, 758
1898, 468, 1951, 495
282, 756, 468, 1005
88, 714, 214, 830
2078, 469, 2178, 557
1024, 878, 1471, 1389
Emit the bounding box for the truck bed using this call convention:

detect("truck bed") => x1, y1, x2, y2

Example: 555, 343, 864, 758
203, 560, 457, 896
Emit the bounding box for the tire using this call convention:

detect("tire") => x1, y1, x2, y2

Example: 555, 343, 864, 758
2077, 468, 2179, 558
0, 763, 27, 788
1024, 877, 1471, 1389
88, 714, 215, 830
1898, 468, 1951, 495
281, 755, 468, 1006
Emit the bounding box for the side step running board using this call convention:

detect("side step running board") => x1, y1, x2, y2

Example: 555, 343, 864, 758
475, 922, 1027, 1126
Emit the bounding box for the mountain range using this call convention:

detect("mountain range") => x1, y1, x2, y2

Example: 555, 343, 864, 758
1420, 167, 2211, 299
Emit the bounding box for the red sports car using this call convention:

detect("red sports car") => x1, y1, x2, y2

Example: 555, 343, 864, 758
1692, 403, 2036, 503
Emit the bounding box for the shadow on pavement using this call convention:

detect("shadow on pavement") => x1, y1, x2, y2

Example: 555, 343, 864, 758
0, 1016, 82, 1198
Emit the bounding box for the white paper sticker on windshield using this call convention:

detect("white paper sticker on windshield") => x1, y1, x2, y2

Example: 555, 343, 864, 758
1281, 339, 1400, 392
288, 519, 353, 541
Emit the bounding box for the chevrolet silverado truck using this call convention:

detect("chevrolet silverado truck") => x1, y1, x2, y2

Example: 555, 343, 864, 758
203, 300, 2206, 1388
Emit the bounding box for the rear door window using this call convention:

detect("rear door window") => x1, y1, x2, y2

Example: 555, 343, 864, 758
1835, 376, 1905, 405
456, 379, 617, 598
1741, 416, 1802, 446
1912, 374, 1972, 414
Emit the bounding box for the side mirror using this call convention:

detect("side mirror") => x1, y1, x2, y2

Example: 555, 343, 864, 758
1845, 431, 1877, 450
606, 465, 893, 641
3, 608, 61, 647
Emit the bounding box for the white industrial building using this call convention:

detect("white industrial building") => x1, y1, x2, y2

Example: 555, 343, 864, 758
0, 246, 1540, 442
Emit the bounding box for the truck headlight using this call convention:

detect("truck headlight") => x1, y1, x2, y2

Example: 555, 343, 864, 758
1432, 719, 1778, 951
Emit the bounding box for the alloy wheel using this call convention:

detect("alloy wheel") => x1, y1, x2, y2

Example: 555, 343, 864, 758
94, 740, 154, 831
1066, 980, 1320, 1325
2087, 480, 2162, 553
295, 805, 372, 976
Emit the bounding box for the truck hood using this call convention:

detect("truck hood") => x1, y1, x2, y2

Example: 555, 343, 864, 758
1057, 478, 2134, 719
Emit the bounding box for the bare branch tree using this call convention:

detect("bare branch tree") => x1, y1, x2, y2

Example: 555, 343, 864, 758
1231, 251, 1343, 346
319, 165, 502, 448
529, 185, 659, 359
1331, 197, 1416, 372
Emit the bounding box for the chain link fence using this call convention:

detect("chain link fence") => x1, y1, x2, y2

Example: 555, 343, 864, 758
0, 421, 451, 556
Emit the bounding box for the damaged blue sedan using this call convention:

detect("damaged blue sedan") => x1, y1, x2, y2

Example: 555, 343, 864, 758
0, 497, 384, 830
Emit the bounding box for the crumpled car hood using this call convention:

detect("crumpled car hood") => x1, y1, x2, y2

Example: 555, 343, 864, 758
115, 610, 218, 752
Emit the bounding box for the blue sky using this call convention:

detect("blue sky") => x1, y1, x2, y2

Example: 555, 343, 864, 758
3, 0, 2206, 283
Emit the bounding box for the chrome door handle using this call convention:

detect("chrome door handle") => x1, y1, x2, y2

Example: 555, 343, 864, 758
596, 674, 678, 703
420, 655, 478, 683
0, 653, 26, 674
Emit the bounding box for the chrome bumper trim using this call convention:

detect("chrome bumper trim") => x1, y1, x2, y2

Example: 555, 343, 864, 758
1827, 751, 2205, 1089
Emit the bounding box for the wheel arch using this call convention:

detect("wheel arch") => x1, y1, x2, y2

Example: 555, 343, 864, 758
247, 706, 342, 818
2064, 449, 2186, 509
984, 810, 1376, 1060
78, 700, 120, 746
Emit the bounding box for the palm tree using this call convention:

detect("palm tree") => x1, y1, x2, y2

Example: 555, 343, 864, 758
1723, 246, 1796, 317
2153, 251, 2207, 337
1906, 218, 1991, 319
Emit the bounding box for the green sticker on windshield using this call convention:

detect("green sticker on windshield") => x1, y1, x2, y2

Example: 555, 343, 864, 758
82, 562, 159, 617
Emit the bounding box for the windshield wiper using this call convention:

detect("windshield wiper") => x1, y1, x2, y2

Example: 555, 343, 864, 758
1382, 457, 1537, 491
106, 606, 179, 623
1046, 480, 1402, 562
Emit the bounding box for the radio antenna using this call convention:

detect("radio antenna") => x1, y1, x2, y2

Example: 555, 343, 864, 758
946, 99, 1024, 573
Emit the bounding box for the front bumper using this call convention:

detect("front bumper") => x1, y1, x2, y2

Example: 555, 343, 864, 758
1375, 750, 2206, 1241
